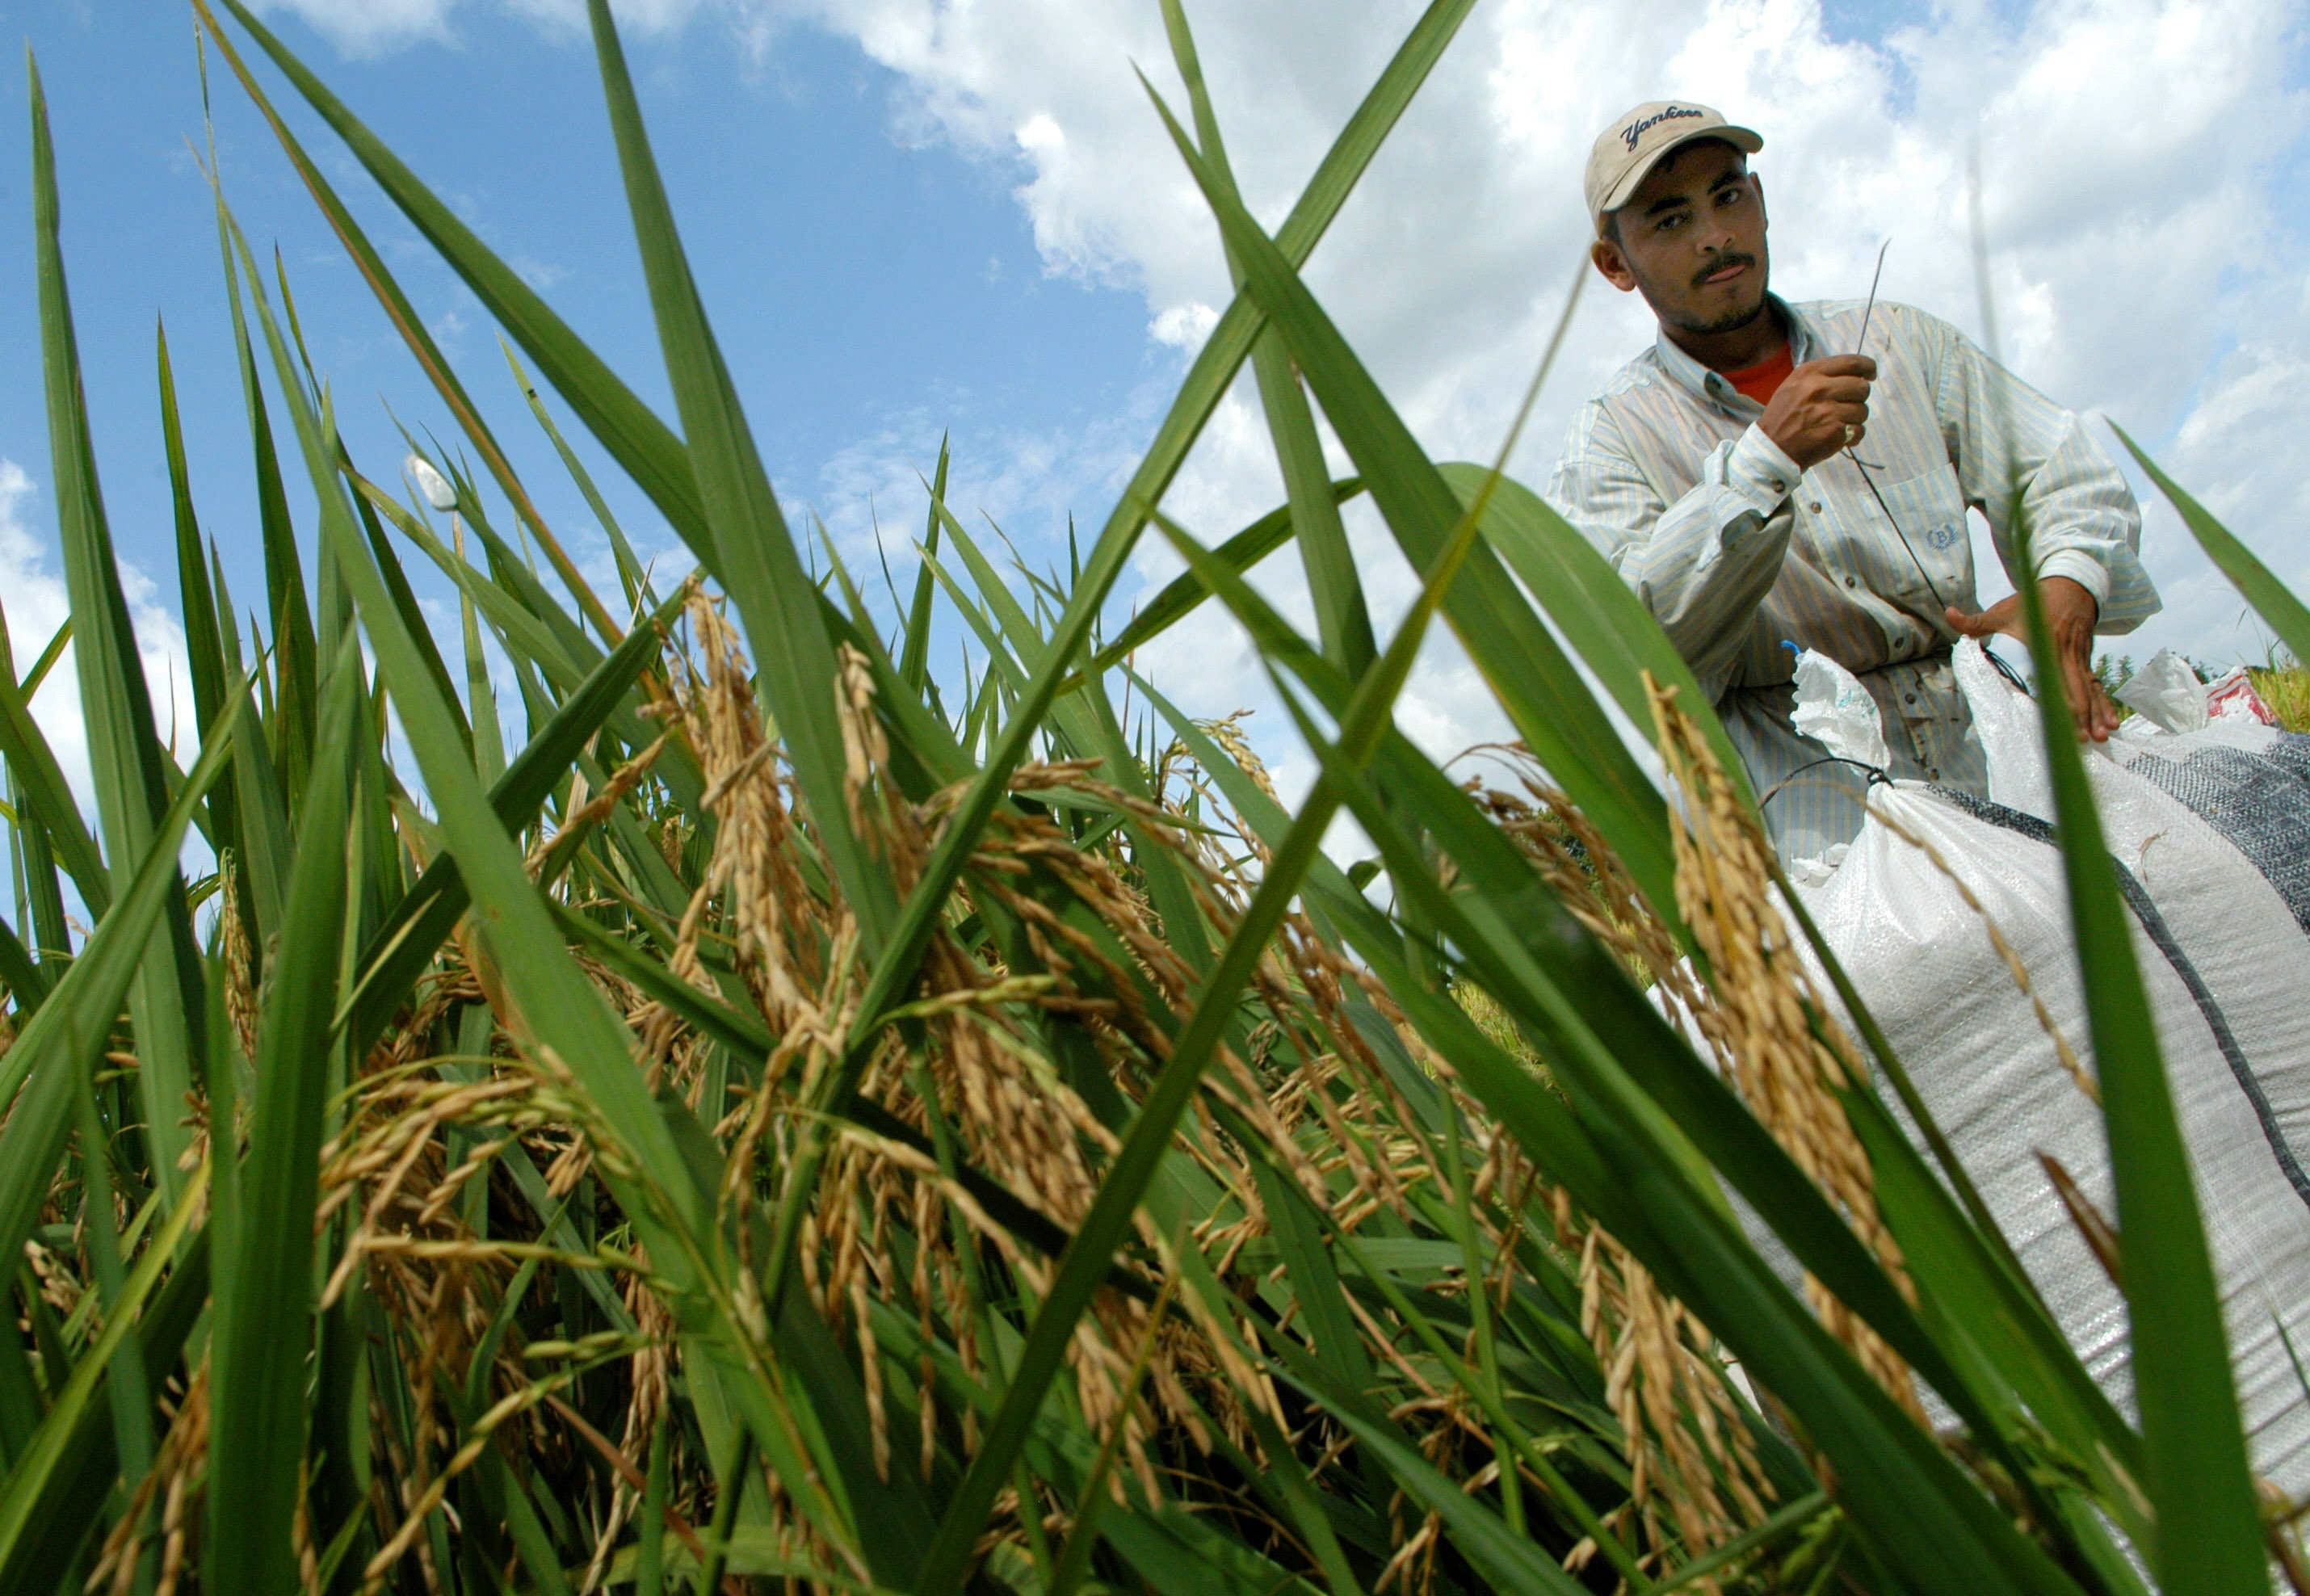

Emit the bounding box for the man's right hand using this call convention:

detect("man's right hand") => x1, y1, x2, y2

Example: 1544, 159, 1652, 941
1759, 355, 1876, 471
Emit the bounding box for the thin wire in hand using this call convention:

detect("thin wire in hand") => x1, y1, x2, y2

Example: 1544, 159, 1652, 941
1854, 237, 1890, 355
1839, 237, 1953, 613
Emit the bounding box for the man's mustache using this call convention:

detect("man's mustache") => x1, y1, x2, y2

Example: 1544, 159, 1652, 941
1694, 252, 1757, 288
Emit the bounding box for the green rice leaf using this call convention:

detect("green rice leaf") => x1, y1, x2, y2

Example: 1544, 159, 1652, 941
1443, 463, 1751, 805
221, 61, 924, 1576
1162, 0, 1376, 679
212, 177, 318, 802
583, 0, 900, 954
11, 616, 69, 699
0, 629, 108, 917
506, 340, 655, 613
1144, 78, 1685, 924
203, 634, 362, 1592
32, 50, 207, 1201
900, 435, 951, 692
757, 0, 1481, 1338
1308, 730, 2084, 1593
2004, 492, 2266, 1585
345, 452, 472, 759
196, 0, 731, 707
1168, 483, 2079, 1585
1275, 1355, 1589, 1594
159, 321, 244, 880
0, 673, 244, 1332
195, 0, 630, 646
0, 1203, 210, 1592
910, 330, 1496, 1596
0, 913, 47, 1018
341, 578, 687, 1063
2110, 422, 2310, 667
1066, 482, 1360, 691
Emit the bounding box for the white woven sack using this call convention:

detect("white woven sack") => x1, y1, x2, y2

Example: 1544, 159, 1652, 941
1789, 643, 2310, 1491
1963, 645, 2310, 1188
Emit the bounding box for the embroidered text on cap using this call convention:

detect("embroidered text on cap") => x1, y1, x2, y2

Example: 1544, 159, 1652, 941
1620, 105, 1706, 152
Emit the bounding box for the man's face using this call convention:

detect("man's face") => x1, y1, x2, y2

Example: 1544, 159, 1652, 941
1592, 141, 1770, 340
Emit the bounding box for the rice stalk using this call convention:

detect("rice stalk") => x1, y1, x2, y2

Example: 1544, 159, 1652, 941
1650, 676, 1925, 1427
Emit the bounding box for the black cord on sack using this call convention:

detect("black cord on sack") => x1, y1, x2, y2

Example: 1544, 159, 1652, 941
1759, 755, 1891, 813
1983, 642, 2032, 695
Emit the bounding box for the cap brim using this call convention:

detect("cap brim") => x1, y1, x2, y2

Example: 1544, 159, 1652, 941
1597, 124, 1764, 222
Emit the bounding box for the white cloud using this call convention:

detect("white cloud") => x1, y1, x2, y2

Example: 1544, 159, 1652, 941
0, 460, 201, 834
249, 0, 466, 55
0, 462, 86, 784
2157, 332, 2310, 660
1149, 300, 1217, 349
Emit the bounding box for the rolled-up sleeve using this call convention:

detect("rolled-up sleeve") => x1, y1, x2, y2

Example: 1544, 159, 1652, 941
1548, 399, 1800, 695
1927, 311, 2160, 633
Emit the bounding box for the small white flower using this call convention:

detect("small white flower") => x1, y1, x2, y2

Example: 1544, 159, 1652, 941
407, 453, 458, 513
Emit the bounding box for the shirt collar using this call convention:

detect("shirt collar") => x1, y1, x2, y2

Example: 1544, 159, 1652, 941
1652, 295, 1820, 412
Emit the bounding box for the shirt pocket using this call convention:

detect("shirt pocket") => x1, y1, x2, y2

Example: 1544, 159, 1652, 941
1845, 464, 1972, 609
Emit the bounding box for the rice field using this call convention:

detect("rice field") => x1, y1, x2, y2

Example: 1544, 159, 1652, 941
2094, 657, 2309, 733
2, 1, 2308, 1592
2252, 666, 2310, 733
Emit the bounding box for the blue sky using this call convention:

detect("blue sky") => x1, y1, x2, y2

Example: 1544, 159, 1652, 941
0, 0, 2302, 808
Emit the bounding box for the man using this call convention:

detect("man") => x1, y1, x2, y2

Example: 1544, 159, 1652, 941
1548, 101, 2158, 858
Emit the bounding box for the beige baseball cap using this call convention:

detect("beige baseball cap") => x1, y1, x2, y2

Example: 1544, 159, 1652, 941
1584, 101, 1762, 235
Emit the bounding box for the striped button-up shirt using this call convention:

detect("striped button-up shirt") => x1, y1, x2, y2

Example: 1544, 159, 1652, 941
1548, 295, 2157, 858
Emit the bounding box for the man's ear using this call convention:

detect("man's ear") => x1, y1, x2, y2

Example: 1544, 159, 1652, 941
1591, 236, 1636, 292
1752, 172, 1767, 232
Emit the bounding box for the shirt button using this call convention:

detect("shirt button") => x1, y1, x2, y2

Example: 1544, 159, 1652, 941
1770, 479, 1787, 494
1808, 500, 1823, 513
1927, 766, 1941, 780
1844, 575, 1858, 588
1904, 693, 1917, 705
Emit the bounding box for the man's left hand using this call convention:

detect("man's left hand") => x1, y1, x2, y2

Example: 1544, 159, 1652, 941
1944, 577, 2119, 742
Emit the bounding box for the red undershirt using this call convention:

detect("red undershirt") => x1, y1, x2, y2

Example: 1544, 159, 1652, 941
1724, 340, 1794, 407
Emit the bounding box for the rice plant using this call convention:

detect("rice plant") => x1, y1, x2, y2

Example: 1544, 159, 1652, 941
2249, 660, 2308, 733
0, 1, 2301, 1591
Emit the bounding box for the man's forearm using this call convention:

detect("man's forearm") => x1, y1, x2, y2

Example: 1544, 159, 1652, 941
1610, 427, 1799, 688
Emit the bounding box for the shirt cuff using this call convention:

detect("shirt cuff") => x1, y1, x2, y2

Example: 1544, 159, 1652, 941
1725, 425, 1800, 517
2035, 548, 2111, 608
